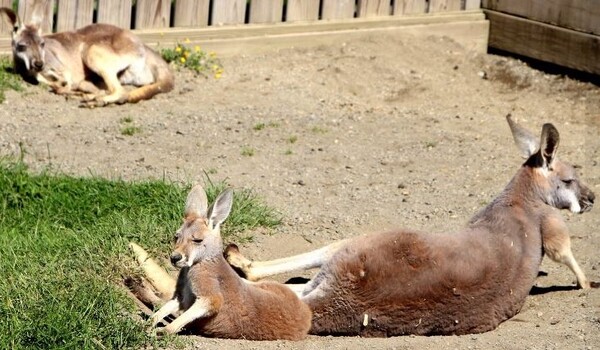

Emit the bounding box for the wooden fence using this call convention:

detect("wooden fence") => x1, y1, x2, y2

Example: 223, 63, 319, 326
481, 0, 600, 75
1, 0, 482, 35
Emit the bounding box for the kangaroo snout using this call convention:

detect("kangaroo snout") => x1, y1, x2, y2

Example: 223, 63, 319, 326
32, 59, 44, 71
170, 252, 183, 266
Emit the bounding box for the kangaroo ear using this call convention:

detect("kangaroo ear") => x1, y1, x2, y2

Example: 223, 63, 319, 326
0, 7, 20, 30
184, 184, 208, 218
539, 123, 560, 168
506, 114, 539, 158
208, 189, 233, 230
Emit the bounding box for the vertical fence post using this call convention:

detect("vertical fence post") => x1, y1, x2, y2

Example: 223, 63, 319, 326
55, 0, 95, 31
212, 0, 246, 25
249, 0, 284, 24
321, 0, 355, 20
135, 0, 171, 29
357, 0, 392, 18
174, 0, 210, 27
18, 0, 55, 33
97, 0, 133, 29
286, 0, 320, 22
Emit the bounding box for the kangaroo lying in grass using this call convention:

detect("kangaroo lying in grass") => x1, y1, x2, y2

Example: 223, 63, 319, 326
224, 116, 597, 336
0, 4, 174, 107
129, 186, 311, 340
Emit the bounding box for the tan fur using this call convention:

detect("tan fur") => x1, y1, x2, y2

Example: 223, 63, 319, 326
224, 116, 596, 336
129, 186, 312, 340
0, 5, 174, 106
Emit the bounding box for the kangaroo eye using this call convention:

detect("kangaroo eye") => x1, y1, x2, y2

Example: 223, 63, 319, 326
16, 44, 27, 52
561, 179, 573, 185
192, 238, 203, 244
40, 41, 45, 48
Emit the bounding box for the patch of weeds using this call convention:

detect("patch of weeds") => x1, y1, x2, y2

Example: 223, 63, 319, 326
241, 146, 255, 157
119, 117, 142, 136
311, 126, 328, 134
160, 40, 223, 78
0, 56, 23, 103
424, 141, 438, 149
284, 149, 293, 155
288, 135, 298, 144
205, 168, 218, 175
253, 122, 280, 131
0, 159, 280, 349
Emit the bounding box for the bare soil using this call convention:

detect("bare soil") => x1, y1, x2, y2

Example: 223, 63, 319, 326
1, 32, 599, 349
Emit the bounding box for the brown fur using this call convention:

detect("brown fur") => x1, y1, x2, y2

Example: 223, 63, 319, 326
131, 186, 312, 340
226, 116, 596, 336
0, 6, 174, 106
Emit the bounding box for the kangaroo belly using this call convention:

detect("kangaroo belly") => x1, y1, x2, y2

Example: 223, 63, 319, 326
305, 230, 533, 336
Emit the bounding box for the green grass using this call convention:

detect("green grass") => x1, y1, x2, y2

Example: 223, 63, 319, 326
0, 161, 281, 349
0, 56, 23, 103
241, 146, 255, 157
121, 126, 142, 136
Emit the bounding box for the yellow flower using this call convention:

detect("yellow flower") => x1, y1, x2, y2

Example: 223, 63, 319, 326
175, 46, 182, 53
215, 73, 222, 79
184, 51, 190, 58
180, 57, 186, 63
185, 38, 191, 44
194, 45, 201, 52
212, 64, 219, 71
209, 51, 216, 58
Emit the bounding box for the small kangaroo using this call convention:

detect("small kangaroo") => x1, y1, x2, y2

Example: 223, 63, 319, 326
224, 116, 596, 336
131, 185, 312, 340
0, 4, 174, 106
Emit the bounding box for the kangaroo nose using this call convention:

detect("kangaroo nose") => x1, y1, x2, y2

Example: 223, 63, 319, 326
33, 60, 44, 70
170, 252, 183, 265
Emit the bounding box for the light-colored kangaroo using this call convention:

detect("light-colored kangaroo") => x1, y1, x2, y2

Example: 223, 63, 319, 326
0, 4, 174, 106
130, 185, 312, 340
222, 116, 596, 336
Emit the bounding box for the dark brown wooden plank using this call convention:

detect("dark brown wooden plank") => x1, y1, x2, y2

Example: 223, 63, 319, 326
482, 0, 600, 35
485, 10, 600, 75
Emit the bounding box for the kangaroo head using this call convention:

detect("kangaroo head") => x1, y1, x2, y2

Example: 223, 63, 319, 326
507, 115, 595, 213
0, 7, 46, 74
170, 185, 233, 268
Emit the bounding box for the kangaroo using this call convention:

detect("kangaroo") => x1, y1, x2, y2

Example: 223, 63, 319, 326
222, 116, 596, 336
0, 4, 174, 106
130, 185, 312, 340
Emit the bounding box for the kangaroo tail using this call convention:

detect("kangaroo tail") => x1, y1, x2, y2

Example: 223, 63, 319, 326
128, 242, 176, 299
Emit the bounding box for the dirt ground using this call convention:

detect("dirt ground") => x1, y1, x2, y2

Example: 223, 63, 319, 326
1, 32, 599, 349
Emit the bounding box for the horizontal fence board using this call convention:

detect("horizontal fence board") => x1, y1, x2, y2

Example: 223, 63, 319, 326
135, 0, 171, 29
286, 0, 320, 22
357, 0, 392, 17
322, 0, 355, 20
393, 0, 427, 15
0, 11, 488, 55
430, 0, 462, 12
173, 0, 209, 27
138, 14, 488, 56
18, 0, 55, 34
0, 0, 12, 34
97, 0, 132, 28
212, 0, 246, 25
486, 10, 600, 75
249, 0, 284, 24
56, 0, 94, 31
482, 0, 600, 35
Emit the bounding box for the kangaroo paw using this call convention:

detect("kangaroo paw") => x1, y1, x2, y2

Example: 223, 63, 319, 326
224, 243, 257, 280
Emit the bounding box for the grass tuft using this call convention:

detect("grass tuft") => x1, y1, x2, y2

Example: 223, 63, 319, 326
0, 56, 23, 103
0, 160, 280, 349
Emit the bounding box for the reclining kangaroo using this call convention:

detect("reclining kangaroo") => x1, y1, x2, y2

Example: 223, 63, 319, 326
129, 186, 311, 340
224, 116, 596, 336
130, 116, 595, 337
0, 5, 174, 106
